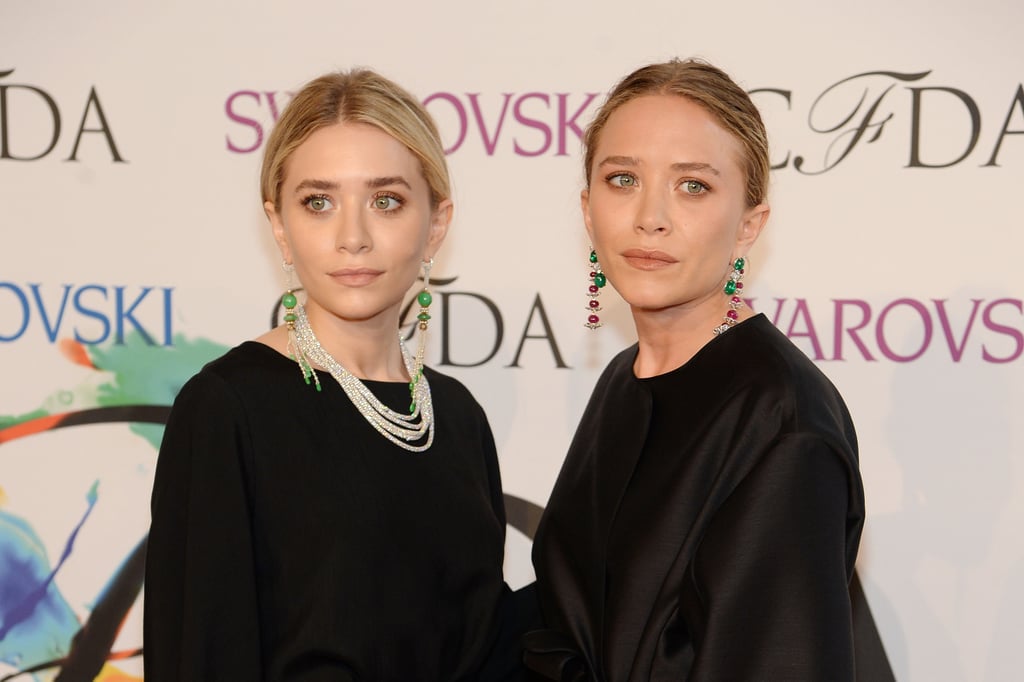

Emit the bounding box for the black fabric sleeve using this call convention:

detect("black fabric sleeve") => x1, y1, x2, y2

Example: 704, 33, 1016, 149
473, 400, 544, 681
687, 433, 856, 681
143, 371, 263, 681
478, 405, 507, 532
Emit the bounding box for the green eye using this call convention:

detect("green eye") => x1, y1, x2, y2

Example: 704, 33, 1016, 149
608, 173, 637, 187
374, 195, 401, 210
304, 195, 333, 212
682, 180, 707, 194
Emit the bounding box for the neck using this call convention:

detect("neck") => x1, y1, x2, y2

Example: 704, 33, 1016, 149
631, 297, 753, 378
303, 303, 409, 382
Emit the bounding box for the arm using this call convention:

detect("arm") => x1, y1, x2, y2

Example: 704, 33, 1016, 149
143, 371, 263, 681
474, 402, 544, 681
687, 434, 857, 681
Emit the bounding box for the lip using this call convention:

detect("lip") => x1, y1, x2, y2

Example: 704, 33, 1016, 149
329, 267, 383, 286
621, 249, 678, 270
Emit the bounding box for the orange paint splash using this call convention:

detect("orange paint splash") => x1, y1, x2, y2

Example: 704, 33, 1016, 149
0, 413, 65, 445
59, 338, 97, 369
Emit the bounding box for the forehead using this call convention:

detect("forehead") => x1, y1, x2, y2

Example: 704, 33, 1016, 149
283, 121, 423, 183
598, 94, 744, 173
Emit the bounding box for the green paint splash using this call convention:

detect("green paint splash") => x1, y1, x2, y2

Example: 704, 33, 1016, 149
1, 331, 229, 450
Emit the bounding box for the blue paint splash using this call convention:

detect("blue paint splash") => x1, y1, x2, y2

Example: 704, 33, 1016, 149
0, 483, 99, 671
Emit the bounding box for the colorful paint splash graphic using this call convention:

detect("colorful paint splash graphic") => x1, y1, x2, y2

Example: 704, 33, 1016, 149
0, 332, 227, 681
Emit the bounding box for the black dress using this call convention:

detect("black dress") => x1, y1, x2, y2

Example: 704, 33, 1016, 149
144, 341, 526, 681
525, 315, 865, 681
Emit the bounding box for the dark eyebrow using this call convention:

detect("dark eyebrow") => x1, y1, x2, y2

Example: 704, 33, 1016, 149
597, 156, 721, 177
293, 178, 340, 194
597, 155, 640, 168
366, 176, 412, 190
292, 176, 413, 194
671, 161, 720, 176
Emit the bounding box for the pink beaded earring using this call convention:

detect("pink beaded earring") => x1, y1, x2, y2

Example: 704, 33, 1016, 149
713, 257, 746, 336
585, 248, 606, 330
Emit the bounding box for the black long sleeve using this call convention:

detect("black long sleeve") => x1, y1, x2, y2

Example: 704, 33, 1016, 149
687, 434, 856, 680
144, 370, 263, 680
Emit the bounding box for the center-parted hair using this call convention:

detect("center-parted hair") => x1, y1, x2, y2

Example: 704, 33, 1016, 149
583, 58, 770, 208
260, 69, 450, 210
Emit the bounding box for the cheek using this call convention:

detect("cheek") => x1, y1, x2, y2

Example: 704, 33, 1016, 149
381, 227, 430, 272
587, 195, 625, 239
700, 206, 744, 246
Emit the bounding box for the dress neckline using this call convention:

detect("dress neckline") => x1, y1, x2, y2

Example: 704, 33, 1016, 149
239, 340, 415, 388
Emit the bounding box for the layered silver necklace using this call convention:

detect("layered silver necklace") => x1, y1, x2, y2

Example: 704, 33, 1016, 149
292, 304, 434, 452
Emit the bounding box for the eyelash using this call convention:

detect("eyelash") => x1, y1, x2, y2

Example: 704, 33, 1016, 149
605, 172, 638, 188
372, 192, 404, 213
604, 173, 711, 196
299, 191, 406, 214
301, 193, 332, 213
681, 179, 710, 195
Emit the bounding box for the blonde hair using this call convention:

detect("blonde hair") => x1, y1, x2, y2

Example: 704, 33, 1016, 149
583, 58, 769, 207
260, 69, 450, 210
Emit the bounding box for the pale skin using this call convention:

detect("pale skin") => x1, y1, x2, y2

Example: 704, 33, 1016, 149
258, 121, 452, 382
582, 94, 770, 378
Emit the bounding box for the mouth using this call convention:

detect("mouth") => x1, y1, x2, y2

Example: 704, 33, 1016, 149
621, 249, 678, 270
328, 267, 383, 286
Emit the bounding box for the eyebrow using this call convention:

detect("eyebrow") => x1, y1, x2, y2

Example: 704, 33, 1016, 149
366, 175, 412, 190
292, 176, 413, 194
597, 155, 721, 176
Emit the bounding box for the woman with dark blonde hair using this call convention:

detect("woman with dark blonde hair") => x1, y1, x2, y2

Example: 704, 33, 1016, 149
145, 69, 531, 681
525, 58, 864, 680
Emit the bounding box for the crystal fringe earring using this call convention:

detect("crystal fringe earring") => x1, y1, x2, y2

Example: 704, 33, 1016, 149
281, 260, 321, 390
408, 258, 433, 412
713, 256, 746, 336
585, 248, 606, 330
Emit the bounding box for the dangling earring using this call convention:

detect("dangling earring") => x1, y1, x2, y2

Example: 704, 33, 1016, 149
281, 260, 321, 390
713, 256, 746, 336
585, 248, 606, 330
409, 258, 433, 412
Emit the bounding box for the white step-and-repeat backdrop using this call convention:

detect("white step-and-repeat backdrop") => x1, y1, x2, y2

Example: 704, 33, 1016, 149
2, 1, 1022, 680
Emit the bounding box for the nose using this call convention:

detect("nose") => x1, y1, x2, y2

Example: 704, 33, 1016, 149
635, 187, 671, 235
335, 201, 371, 253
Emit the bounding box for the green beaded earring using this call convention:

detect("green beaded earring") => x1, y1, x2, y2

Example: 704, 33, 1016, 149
714, 257, 746, 336
585, 248, 606, 330
409, 258, 433, 412
281, 260, 321, 390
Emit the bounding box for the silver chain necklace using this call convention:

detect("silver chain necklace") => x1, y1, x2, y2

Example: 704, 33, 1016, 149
293, 304, 434, 452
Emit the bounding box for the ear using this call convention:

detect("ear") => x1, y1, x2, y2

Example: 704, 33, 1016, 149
424, 198, 453, 258
580, 188, 595, 244
736, 202, 770, 254
265, 200, 292, 264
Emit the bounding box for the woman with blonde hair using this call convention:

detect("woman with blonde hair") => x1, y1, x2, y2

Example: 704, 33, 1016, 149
145, 69, 530, 680
526, 58, 865, 680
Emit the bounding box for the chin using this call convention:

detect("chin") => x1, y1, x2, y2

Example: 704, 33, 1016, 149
627, 301, 684, 316
311, 297, 398, 324
615, 285, 681, 313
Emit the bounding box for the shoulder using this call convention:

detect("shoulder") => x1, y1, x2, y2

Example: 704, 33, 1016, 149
201, 341, 285, 379
585, 344, 642, 401
604, 343, 640, 378
731, 316, 855, 436
694, 317, 862, 501
422, 365, 488, 420
421, 367, 499, 464
172, 342, 286, 413
731, 317, 863, 508
160, 343, 301, 470
733, 316, 834, 388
